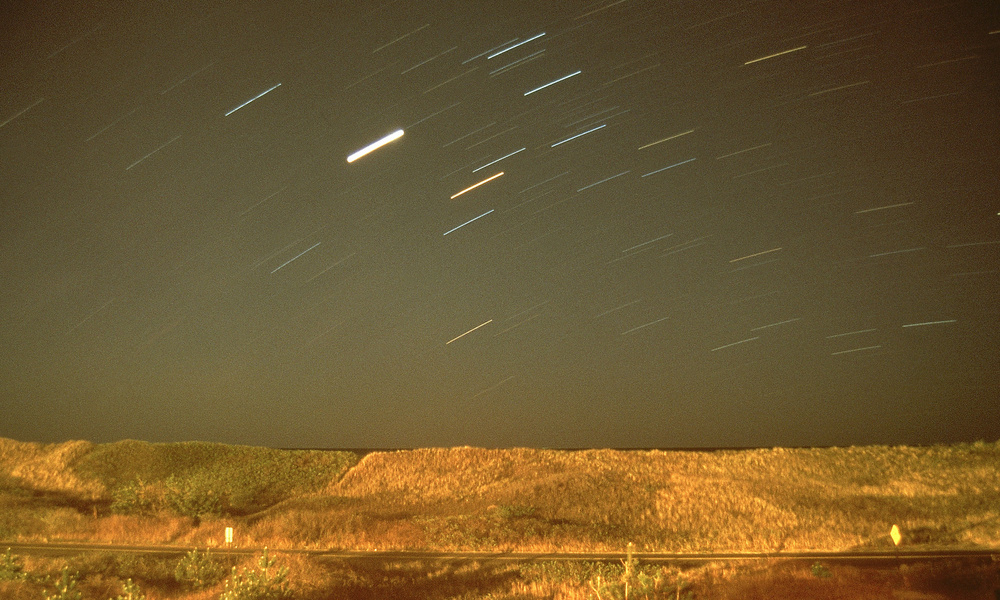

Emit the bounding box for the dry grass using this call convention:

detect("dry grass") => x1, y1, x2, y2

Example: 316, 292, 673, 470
1, 437, 999, 597
692, 558, 1000, 600
303, 443, 1000, 553
2, 551, 996, 600
2, 438, 998, 554
0, 438, 102, 499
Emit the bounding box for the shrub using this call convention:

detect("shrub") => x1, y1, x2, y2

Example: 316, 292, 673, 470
582, 545, 691, 600
111, 473, 225, 519
0, 548, 26, 581
174, 549, 226, 590
810, 562, 832, 578
110, 578, 145, 600
113, 553, 170, 582
44, 566, 82, 600
163, 474, 222, 519
219, 549, 291, 600
110, 479, 157, 515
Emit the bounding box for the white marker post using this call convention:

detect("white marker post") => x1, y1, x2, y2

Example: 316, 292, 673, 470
225, 526, 234, 547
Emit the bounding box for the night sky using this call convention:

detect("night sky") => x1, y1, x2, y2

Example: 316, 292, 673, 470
2, 0, 998, 449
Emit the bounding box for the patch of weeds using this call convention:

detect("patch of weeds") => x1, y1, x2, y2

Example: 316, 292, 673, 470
810, 562, 832, 578
110, 578, 145, 600
174, 549, 226, 590
43, 566, 82, 600
494, 504, 536, 519
114, 554, 175, 585
520, 561, 621, 586
219, 549, 291, 600
0, 548, 27, 581
66, 552, 118, 579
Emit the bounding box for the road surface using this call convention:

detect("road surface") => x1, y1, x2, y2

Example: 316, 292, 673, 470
3, 541, 997, 565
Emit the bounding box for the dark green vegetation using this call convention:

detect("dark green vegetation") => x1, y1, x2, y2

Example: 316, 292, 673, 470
0, 548, 295, 600
0, 438, 357, 543
75, 440, 358, 518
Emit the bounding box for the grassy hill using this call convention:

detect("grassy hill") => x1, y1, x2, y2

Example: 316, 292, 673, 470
0, 438, 358, 545
2, 438, 998, 599
1, 437, 997, 553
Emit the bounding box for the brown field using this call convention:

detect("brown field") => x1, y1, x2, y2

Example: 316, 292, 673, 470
1, 437, 998, 598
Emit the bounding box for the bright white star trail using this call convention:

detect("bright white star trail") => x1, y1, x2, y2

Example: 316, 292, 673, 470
524, 70, 581, 96
488, 33, 545, 59
347, 129, 405, 163
443, 209, 494, 235
225, 83, 282, 116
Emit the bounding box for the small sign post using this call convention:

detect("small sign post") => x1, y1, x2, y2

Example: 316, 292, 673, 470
225, 526, 234, 547
890, 524, 903, 578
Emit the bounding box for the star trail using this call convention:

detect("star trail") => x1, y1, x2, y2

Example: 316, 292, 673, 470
1, 0, 998, 448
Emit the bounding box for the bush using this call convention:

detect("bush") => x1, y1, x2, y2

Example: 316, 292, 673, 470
163, 474, 222, 519
219, 549, 291, 600
810, 562, 832, 578
44, 566, 82, 600
110, 578, 145, 600
114, 554, 175, 584
110, 479, 157, 515
174, 549, 226, 590
111, 473, 225, 519
0, 547, 26, 581
582, 546, 693, 600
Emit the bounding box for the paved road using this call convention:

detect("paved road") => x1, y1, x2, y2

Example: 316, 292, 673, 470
3, 541, 997, 564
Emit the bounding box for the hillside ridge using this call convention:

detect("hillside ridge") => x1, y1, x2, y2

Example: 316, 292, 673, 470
1, 437, 997, 553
